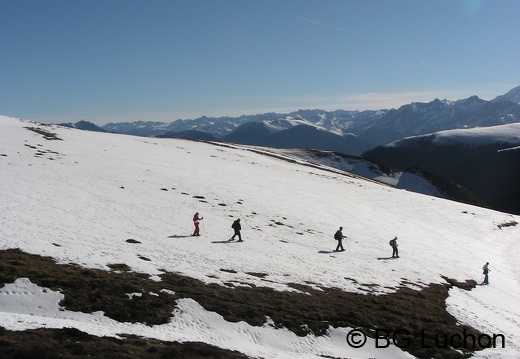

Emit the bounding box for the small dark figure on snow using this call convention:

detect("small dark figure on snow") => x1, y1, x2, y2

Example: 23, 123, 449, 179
482, 262, 490, 285
192, 212, 203, 236
230, 219, 242, 242
390, 237, 399, 258
334, 227, 346, 252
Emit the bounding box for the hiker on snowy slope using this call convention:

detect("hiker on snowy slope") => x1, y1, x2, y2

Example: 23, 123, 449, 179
230, 219, 242, 242
390, 237, 399, 258
482, 262, 490, 285
334, 227, 346, 252
192, 212, 203, 236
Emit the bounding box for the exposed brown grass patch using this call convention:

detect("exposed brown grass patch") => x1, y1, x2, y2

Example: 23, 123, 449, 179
497, 220, 518, 229
24, 126, 63, 141
0, 249, 487, 359
0, 327, 250, 359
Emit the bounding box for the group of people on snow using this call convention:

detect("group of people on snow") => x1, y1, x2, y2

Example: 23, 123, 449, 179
191, 214, 490, 283
333, 226, 489, 284
192, 213, 242, 242
334, 227, 398, 258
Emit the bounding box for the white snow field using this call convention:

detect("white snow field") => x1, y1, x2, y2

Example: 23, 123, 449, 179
1, 115, 519, 358
387, 122, 520, 148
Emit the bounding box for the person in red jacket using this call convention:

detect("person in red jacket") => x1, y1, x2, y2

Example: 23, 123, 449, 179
192, 212, 203, 236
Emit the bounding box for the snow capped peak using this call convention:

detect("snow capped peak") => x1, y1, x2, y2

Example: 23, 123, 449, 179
492, 84, 520, 104
99, 85, 520, 148
453, 95, 485, 107
431, 123, 520, 145
387, 123, 520, 147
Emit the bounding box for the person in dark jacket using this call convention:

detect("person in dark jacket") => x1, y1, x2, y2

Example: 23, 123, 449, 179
390, 237, 399, 258
482, 262, 490, 285
230, 219, 242, 242
334, 227, 345, 252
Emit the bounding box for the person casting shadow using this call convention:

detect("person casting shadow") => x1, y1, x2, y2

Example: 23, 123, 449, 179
230, 218, 242, 242
390, 236, 399, 258
192, 212, 203, 236
334, 227, 346, 252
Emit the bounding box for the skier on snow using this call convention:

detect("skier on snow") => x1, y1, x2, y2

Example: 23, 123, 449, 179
230, 218, 242, 242
334, 227, 346, 252
389, 236, 399, 258
192, 212, 203, 236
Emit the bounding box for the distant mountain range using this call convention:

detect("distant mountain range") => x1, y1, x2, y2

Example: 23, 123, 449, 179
58, 120, 109, 133
59, 85, 520, 214
96, 85, 520, 155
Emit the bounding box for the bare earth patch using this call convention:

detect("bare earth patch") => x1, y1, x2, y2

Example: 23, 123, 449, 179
25, 126, 63, 141
0, 249, 486, 359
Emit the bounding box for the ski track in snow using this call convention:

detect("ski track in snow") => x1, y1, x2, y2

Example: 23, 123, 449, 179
1, 115, 519, 358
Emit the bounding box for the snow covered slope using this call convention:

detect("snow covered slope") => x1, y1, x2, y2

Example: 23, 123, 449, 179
386, 123, 520, 148
1, 115, 519, 358
256, 147, 448, 197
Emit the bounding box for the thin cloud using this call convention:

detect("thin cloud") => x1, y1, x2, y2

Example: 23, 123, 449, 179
282, 89, 489, 112
297, 16, 358, 34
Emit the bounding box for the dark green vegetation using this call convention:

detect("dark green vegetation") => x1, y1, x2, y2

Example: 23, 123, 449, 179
1, 249, 486, 359
324, 149, 487, 208
364, 143, 520, 215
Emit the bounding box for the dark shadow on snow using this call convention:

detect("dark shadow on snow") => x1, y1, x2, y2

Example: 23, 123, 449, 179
167, 235, 193, 239
319, 250, 336, 254
377, 257, 396, 260
211, 240, 239, 244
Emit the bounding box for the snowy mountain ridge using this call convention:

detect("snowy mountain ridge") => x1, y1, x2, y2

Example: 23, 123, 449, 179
101, 85, 520, 147
363, 123, 520, 215
1, 115, 520, 359
386, 122, 520, 148
491, 85, 520, 104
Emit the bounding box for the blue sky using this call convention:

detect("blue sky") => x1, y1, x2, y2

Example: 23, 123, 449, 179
1, 0, 519, 125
